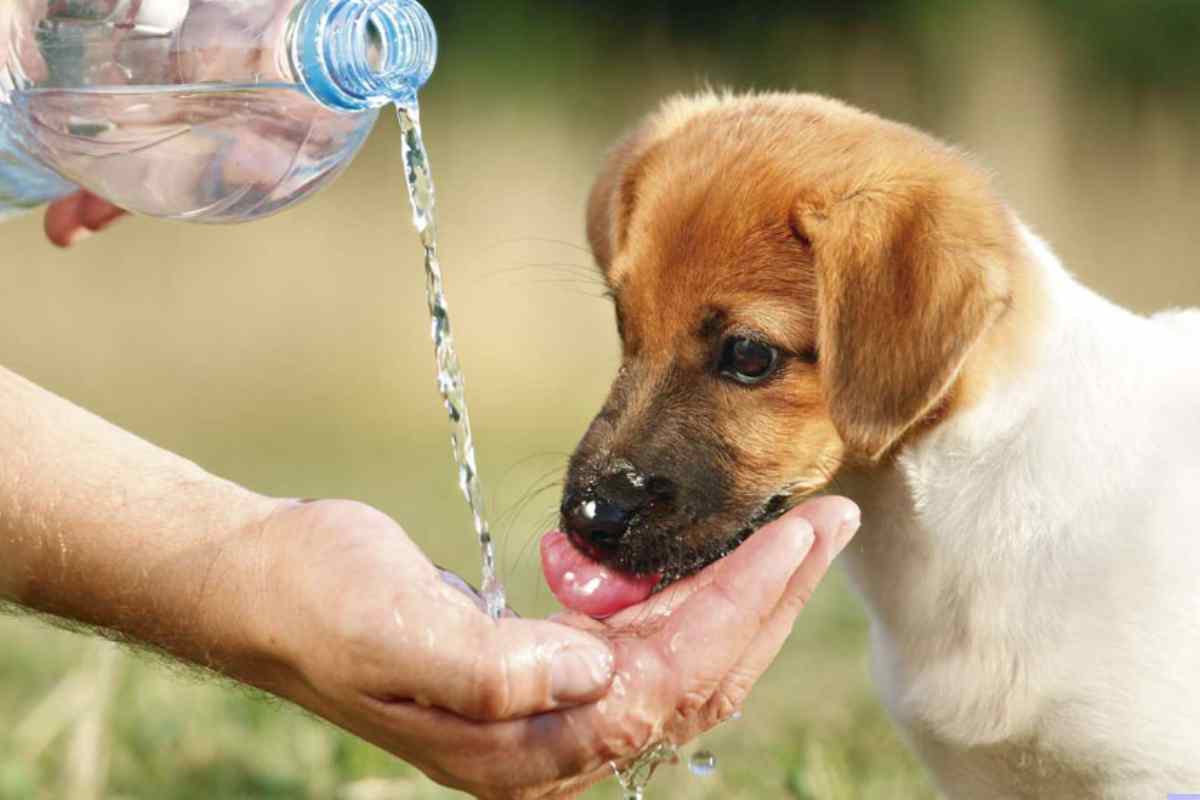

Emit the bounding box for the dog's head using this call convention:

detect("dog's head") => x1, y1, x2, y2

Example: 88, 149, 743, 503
560, 92, 1019, 584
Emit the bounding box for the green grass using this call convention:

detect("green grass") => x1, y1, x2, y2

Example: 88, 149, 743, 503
0, 569, 933, 800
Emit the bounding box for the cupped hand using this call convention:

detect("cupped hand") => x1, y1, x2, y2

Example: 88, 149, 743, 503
241, 496, 858, 799
241, 498, 617, 725
44, 191, 126, 247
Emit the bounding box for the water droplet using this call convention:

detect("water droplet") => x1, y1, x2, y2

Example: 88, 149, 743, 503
688, 750, 717, 777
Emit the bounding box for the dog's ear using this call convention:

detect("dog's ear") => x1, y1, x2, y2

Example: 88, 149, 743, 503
796, 175, 1014, 461
586, 122, 659, 273
588, 92, 728, 271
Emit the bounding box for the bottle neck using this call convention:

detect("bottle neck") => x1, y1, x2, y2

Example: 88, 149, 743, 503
289, 0, 437, 112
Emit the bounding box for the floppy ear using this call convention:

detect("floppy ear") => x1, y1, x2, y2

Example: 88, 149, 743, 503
586, 123, 658, 273
588, 92, 729, 270
797, 179, 1015, 461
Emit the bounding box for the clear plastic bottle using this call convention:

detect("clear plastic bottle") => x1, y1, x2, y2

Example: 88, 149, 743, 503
0, 0, 436, 223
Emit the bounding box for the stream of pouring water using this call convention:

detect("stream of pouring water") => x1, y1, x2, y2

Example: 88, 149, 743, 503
396, 103, 722, 797
397, 105, 506, 621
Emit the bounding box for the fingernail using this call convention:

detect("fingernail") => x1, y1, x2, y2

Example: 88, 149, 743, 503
551, 640, 614, 702
832, 506, 862, 561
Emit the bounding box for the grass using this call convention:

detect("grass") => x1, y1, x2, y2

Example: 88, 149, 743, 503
0, 567, 933, 799
3, 6, 1200, 797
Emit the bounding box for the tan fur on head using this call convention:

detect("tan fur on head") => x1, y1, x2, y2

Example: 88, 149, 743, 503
586, 91, 1017, 464
566, 90, 1030, 578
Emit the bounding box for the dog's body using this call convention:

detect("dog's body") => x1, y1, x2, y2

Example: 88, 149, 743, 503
840, 228, 1200, 796
561, 91, 1200, 796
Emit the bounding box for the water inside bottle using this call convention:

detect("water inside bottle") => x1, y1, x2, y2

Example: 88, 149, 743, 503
396, 104, 506, 620
7, 84, 375, 222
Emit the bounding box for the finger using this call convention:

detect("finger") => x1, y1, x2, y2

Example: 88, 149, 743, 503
651, 505, 817, 700
44, 192, 126, 247
353, 641, 671, 789
44, 191, 85, 247
382, 599, 615, 722
557, 507, 819, 639
367, 506, 832, 790
348, 696, 602, 794
79, 192, 126, 232
595, 561, 718, 633
688, 497, 861, 737
555, 506, 819, 736
583, 499, 844, 636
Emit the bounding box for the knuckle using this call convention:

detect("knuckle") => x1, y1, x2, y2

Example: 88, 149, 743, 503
470, 643, 514, 720
595, 716, 657, 762
703, 685, 744, 727
675, 685, 714, 720
709, 576, 746, 621
782, 580, 816, 615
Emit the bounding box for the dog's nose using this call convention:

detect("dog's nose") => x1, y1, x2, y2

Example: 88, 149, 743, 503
563, 469, 669, 551
563, 493, 633, 549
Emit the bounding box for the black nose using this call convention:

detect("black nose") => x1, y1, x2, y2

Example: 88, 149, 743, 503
562, 493, 632, 549
562, 469, 670, 551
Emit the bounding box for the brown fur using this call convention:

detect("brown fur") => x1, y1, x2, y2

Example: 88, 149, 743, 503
567, 91, 1037, 578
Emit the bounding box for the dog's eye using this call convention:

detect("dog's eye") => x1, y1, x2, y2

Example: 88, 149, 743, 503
718, 337, 779, 385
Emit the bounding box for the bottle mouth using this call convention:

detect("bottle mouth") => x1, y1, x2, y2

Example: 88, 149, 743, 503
293, 0, 437, 111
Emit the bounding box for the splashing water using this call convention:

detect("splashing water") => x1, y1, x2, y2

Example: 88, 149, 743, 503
397, 104, 506, 620
614, 708, 740, 792
613, 742, 678, 799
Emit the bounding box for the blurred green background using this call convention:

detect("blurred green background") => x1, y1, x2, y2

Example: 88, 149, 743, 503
4, 1, 1200, 798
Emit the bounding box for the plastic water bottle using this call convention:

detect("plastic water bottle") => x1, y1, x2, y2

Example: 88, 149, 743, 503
0, 0, 436, 223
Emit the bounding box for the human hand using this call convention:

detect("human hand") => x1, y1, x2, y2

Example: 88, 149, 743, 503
44, 191, 126, 247
546, 496, 861, 774
236, 499, 618, 780
243, 496, 858, 799
6, 5, 125, 246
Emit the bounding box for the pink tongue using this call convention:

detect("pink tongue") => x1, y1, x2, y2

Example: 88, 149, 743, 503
540, 531, 660, 619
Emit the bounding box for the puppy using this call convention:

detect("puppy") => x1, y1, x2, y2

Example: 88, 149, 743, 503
543, 92, 1200, 797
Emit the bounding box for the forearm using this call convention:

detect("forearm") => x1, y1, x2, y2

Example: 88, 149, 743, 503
0, 364, 278, 675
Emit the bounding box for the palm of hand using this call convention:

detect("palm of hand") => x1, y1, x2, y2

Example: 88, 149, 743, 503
246, 496, 853, 799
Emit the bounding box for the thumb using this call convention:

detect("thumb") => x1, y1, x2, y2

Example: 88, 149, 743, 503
401, 609, 615, 722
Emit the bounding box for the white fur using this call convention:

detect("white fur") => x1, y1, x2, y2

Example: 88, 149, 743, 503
838, 222, 1200, 798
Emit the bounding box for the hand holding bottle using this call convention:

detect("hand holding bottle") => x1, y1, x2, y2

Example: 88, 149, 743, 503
1, 0, 436, 223
43, 190, 125, 246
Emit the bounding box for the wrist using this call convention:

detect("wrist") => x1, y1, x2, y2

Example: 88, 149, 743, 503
0, 365, 306, 690
198, 495, 304, 692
